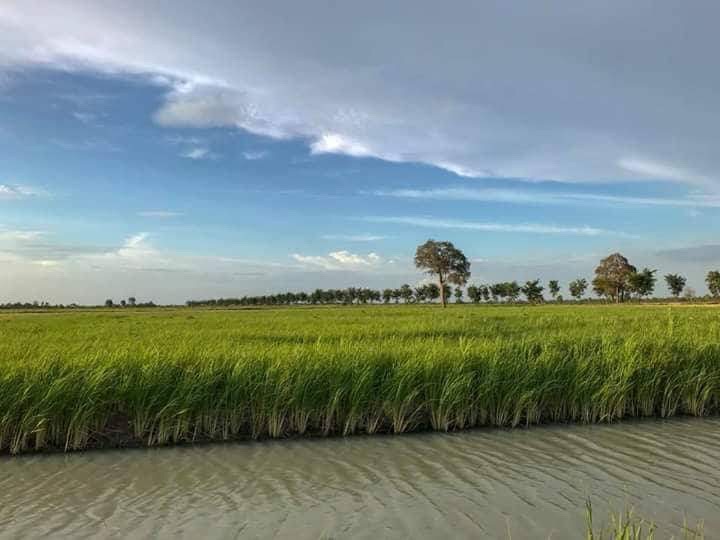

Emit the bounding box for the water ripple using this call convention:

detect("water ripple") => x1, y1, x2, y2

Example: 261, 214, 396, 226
1, 417, 719, 539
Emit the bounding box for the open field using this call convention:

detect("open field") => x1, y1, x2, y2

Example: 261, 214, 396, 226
1, 304, 720, 454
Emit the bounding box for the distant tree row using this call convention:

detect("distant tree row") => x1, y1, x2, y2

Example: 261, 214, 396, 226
186, 249, 720, 307
0, 301, 82, 310
102, 297, 156, 308
4, 241, 720, 309
181, 271, 713, 308
0, 298, 156, 310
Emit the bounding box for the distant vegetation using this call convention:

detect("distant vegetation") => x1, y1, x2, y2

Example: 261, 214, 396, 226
2, 244, 720, 309
2, 304, 720, 454
185, 248, 717, 308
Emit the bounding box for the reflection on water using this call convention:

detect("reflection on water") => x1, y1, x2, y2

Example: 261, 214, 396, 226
2, 418, 719, 539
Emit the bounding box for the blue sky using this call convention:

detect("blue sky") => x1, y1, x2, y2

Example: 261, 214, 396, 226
1, 2, 719, 303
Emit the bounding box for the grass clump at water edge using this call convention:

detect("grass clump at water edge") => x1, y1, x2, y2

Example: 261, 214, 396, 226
585, 501, 704, 540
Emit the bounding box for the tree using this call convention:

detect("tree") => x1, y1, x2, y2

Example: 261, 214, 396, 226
505, 281, 521, 303
664, 274, 686, 298
414, 239, 471, 307
707, 271, 720, 298
569, 278, 588, 300
628, 268, 657, 299
414, 285, 428, 303
104, 299, 113, 307
592, 253, 636, 303
454, 287, 463, 303
467, 285, 481, 303
120, 299, 127, 307
382, 289, 393, 304
442, 284, 452, 302
480, 285, 491, 302
426, 283, 441, 302
521, 279, 544, 303
548, 280, 560, 301
128, 296, 137, 306
399, 284, 414, 303
391, 289, 401, 304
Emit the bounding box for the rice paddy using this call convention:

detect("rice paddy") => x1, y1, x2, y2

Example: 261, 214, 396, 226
1, 304, 719, 454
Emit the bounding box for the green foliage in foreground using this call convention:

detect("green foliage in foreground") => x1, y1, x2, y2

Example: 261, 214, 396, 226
1, 305, 720, 454
585, 502, 704, 540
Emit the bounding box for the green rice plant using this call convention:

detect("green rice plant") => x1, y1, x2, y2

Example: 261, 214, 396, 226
1, 304, 720, 453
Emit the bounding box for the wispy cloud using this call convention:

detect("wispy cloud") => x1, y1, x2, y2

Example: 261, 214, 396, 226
137, 210, 183, 218
72, 111, 100, 125
50, 138, 120, 152
292, 250, 384, 271
242, 150, 269, 160
321, 234, 388, 242
0, 228, 45, 242
618, 158, 711, 188
0, 227, 111, 264
372, 187, 720, 209
0, 184, 48, 199
165, 135, 204, 146
181, 147, 214, 160
364, 216, 634, 237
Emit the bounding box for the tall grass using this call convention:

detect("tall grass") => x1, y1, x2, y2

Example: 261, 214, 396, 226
585, 501, 704, 539
1, 305, 719, 454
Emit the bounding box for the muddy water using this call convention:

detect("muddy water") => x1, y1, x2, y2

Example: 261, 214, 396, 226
2, 418, 719, 539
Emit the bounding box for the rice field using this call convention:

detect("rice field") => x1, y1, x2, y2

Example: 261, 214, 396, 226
1, 304, 719, 454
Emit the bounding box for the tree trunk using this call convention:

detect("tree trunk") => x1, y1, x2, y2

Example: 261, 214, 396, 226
439, 277, 446, 307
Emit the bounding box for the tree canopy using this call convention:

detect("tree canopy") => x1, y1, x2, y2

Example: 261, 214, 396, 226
521, 279, 544, 303
569, 278, 588, 300
628, 268, 657, 298
414, 239, 471, 307
592, 253, 636, 302
707, 271, 720, 297
664, 273, 687, 298
548, 280, 560, 300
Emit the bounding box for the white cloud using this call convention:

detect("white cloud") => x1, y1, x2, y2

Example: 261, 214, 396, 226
1, 2, 719, 187
0, 184, 47, 199
365, 216, 634, 237
106, 233, 160, 265
310, 134, 372, 158
292, 250, 384, 271
33, 259, 60, 267
181, 147, 212, 160
0, 228, 44, 242
373, 187, 720, 209
617, 158, 711, 188
433, 162, 488, 179
321, 234, 388, 241
155, 90, 241, 129
155, 87, 293, 139
242, 150, 269, 160
137, 210, 183, 218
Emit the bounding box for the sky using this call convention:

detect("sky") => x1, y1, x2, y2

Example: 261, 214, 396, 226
1, 1, 719, 304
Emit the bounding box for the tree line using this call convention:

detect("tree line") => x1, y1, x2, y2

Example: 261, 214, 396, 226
0, 298, 157, 310
4, 241, 720, 308
187, 244, 720, 307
